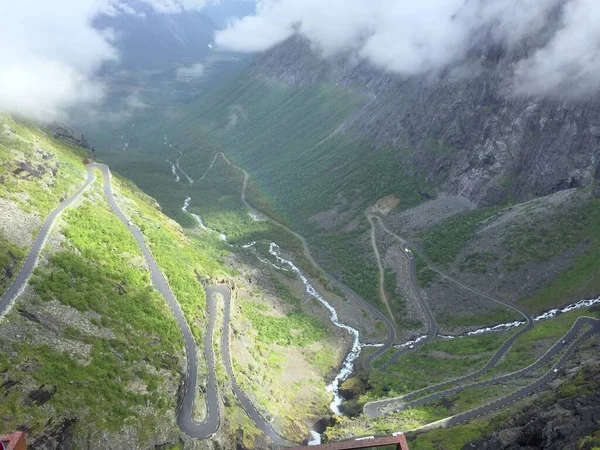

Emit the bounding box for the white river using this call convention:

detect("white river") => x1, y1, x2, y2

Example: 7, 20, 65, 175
182, 197, 227, 240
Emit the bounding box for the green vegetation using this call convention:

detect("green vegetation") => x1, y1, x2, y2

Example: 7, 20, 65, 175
484, 307, 600, 378
410, 357, 600, 449
421, 207, 500, 266
438, 309, 519, 327
232, 272, 336, 442
518, 198, 600, 312
91, 77, 431, 311
1, 192, 183, 443
0, 115, 88, 217
113, 175, 229, 342
0, 236, 26, 292
503, 198, 598, 270
459, 250, 499, 273
311, 229, 380, 303
384, 269, 421, 328
360, 332, 510, 402
241, 301, 327, 347
409, 412, 511, 450
412, 249, 437, 287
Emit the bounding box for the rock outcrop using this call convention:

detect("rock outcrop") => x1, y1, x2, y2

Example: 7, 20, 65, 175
49, 123, 92, 151
463, 364, 600, 450
464, 393, 600, 450
250, 36, 600, 206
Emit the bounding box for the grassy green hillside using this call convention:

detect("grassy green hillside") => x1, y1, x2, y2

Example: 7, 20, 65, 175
71, 65, 600, 447
0, 115, 345, 447
92, 76, 431, 305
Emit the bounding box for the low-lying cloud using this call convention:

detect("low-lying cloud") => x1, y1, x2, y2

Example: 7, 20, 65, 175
176, 63, 206, 81
0, 1, 117, 121
216, 0, 600, 99
0, 0, 217, 121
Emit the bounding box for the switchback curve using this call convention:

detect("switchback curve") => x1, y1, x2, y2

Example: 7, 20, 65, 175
207, 152, 398, 369
91, 164, 294, 444
372, 215, 532, 372
414, 318, 600, 431
365, 316, 599, 418
366, 214, 438, 368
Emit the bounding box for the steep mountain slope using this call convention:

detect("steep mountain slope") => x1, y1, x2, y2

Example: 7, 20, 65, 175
66, 30, 600, 449
249, 37, 600, 206
112, 35, 598, 330
0, 116, 349, 448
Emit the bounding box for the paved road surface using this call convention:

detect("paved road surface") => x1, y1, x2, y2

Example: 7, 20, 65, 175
89, 164, 221, 438
208, 285, 295, 447
94, 164, 293, 444
365, 216, 537, 413
367, 215, 397, 325
367, 216, 437, 369
373, 215, 533, 376
0, 168, 95, 317
215, 153, 398, 369
416, 318, 600, 432
365, 316, 598, 418
4, 159, 595, 443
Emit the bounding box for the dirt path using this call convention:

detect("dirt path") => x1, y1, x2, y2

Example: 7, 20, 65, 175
367, 215, 397, 325
203, 153, 398, 369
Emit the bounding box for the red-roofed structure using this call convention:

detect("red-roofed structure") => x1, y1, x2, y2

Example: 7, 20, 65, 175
0, 432, 26, 450
289, 433, 409, 450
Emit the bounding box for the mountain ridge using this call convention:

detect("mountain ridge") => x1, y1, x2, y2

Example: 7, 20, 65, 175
249, 36, 600, 206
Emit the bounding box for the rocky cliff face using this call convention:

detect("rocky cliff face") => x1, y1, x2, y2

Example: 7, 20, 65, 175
49, 123, 92, 151
249, 37, 600, 206
464, 368, 600, 450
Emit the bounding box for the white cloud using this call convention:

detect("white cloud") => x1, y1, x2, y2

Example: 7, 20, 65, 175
513, 0, 600, 97
0, 0, 217, 121
176, 63, 206, 81
216, 0, 600, 98
0, 0, 117, 121
139, 0, 217, 14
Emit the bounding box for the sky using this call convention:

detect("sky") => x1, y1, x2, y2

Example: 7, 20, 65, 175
1, 0, 599, 121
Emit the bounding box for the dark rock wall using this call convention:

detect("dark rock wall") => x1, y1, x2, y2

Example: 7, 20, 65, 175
249, 37, 600, 206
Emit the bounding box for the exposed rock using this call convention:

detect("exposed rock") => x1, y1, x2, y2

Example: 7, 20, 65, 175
29, 417, 78, 450
13, 161, 45, 178
251, 37, 600, 206
1, 250, 19, 288
0, 197, 41, 247
17, 308, 41, 325
0, 379, 20, 395
17, 358, 41, 373
464, 393, 600, 450
2, 123, 15, 138
116, 282, 127, 296
338, 376, 366, 401
48, 123, 91, 150
27, 384, 57, 406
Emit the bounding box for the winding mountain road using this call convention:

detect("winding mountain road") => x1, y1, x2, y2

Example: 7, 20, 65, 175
366, 216, 437, 368
4, 157, 597, 444
210, 285, 295, 447
372, 215, 533, 374
416, 318, 600, 432
92, 164, 293, 444
364, 215, 539, 414
0, 168, 95, 318
365, 316, 599, 418
367, 215, 397, 326
213, 153, 398, 369
88, 163, 220, 438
